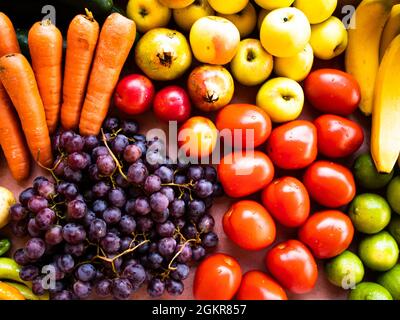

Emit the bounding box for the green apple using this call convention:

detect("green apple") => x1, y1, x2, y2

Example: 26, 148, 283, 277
126, 0, 171, 33
294, 0, 337, 24
256, 77, 304, 123
218, 2, 257, 38
260, 7, 311, 57
173, 0, 214, 32
310, 16, 348, 60
255, 0, 295, 10
274, 43, 314, 82
230, 39, 273, 86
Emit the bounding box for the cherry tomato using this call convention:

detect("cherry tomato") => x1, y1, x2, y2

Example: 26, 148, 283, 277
114, 74, 155, 115
236, 270, 288, 300
266, 120, 317, 170
262, 177, 310, 228
304, 69, 361, 116
193, 253, 242, 300
218, 151, 275, 198
303, 161, 356, 208
265, 239, 318, 294
216, 104, 272, 148
223, 200, 276, 250
314, 115, 364, 158
178, 116, 218, 158
153, 85, 191, 123
299, 210, 354, 259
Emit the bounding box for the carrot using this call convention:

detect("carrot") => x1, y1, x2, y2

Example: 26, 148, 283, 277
0, 12, 20, 56
28, 20, 63, 134
61, 10, 100, 130
0, 281, 25, 300
0, 83, 30, 181
79, 13, 136, 136
0, 53, 53, 167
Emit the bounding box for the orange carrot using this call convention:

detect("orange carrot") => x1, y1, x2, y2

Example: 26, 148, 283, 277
0, 12, 20, 56
0, 281, 25, 300
28, 20, 63, 134
0, 83, 30, 181
79, 13, 136, 136
61, 10, 99, 130
0, 53, 53, 167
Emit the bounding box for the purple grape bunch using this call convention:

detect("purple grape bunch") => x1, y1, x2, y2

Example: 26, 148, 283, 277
9, 117, 222, 300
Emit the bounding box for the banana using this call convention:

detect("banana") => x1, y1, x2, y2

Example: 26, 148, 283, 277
380, 4, 400, 60
371, 34, 400, 173
345, 0, 392, 116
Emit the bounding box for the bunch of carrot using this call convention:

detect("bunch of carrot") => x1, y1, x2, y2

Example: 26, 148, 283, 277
0, 11, 136, 182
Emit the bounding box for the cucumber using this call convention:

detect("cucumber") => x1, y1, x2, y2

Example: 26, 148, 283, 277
53, 0, 114, 16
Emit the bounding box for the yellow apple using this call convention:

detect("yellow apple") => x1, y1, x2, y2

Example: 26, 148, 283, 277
274, 43, 314, 82
230, 39, 273, 86
173, 0, 214, 32
190, 16, 240, 65
126, 0, 171, 33
256, 77, 304, 123
208, 0, 248, 14
294, 0, 337, 24
257, 9, 270, 31
260, 7, 311, 58
159, 0, 195, 9
310, 16, 348, 60
218, 3, 256, 37
255, 0, 295, 10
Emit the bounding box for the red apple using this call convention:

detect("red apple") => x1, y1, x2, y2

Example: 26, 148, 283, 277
153, 85, 192, 123
114, 74, 155, 115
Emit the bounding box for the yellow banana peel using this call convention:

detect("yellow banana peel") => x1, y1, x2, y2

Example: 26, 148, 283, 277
380, 4, 400, 60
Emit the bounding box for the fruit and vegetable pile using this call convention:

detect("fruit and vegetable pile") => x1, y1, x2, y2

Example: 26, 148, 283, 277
0, 0, 399, 301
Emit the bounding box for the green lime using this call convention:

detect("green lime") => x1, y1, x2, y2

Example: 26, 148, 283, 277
389, 216, 400, 244
387, 176, 400, 215
378, 264, 400, 300
325, 251, 364, 288
358, 231, 399, 271
353, 153, 394, 190
348, 193, 391, 234
348, 282, 393, 300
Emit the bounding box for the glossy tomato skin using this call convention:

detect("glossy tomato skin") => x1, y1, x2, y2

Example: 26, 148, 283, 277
314, 115, 364, 158
265, 240, 318, 294
223, 200, 276, 250
114, 74, 155, 115
178, 116, 218, 158
266, 120, 318, 170
303, 161, 356, 208
299, 210, 354, 259
216, 104, 272, 148
218, 151, 275, 198
304, 69, 361, 116
262, 177, 310, 228
236, 270, 288, 300
193, 253, 242, 300
153, 85, 191, 123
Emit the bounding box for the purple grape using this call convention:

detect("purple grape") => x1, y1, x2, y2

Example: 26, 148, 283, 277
188, 200, 206, 218
63, 166, 82, 183
14, 248, 30, 265
176, 243, 192, 263
54, 157, 67, 176
52, 290, 74, 300
64, 134, 85, 153
19, 265, 39, 281
194, 179, 214, 198
160, 186, 174, 203
173, 217, 186, 229
76, 264, 96, 282
192, 245, 206, 261
127, 162, 148, 184
136, 216, 154, 233
144, 175, 162, 193
133, 197, 151, 215
92, 146, 109, 160
124, 199, 136, 216
10, 220, 28, 237
134, 141, 147, 154
97, 155, 116, 176
48, 262, 65, 280
25, 238, 46, 260
120, 236, 133, 251
92, 199, 108, 214
73, 280, 92, 299
27, 195, 48, 213
147, 252, 163, 269
83, 210, 96, 227
166, 279, 184, 296
157, 237, 176, 258
123, 144, 142, 163
197, 214, 215, 233
204, 165, 217, 182
62, 223, 86, 244
36, 180, 56, 199
112, 278, 132, 300
111, 134, 129, 155
60, 131, 74, 148
150, 192, 169, 213
84, 135, 99, 151
170, 199, 185, 218
62, 183, 79, 200
52, 133, 61, 151
100, 233, 121, 254
151, 208, 169, 224
19, 187, 36, 206
67, 199, 87, 220
33, 176, 48, 189
57, 254, 75, 273
67, 152, 89, 170
156, 220, 175, 237
89, 219, 107, 240
154, 166, 173, 183
48, 281, 65, 294
170, 263, 190, 281
95, 279, 112, 297
104, 117, 119, 132
122, 263, 146, 286
108, 188, 126, 208
64, 243, 86, 257
32, 277, 46, 296
27, 218, 41, 237
119, 215, 136, 234
201, 232, 219, 248
148, 278, 165, 297
45, 225, 63, 245
174, 174, 187, 185
187, 165, 204, 181
115, 173, 130, 188
9, 204, 28, 221
121, 120, 139, 135
92, 181, 111, 198
103, 207, 121, 224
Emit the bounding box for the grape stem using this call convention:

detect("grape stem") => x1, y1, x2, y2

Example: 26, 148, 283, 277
36, 151, 65, 184
167, 239, 196, 271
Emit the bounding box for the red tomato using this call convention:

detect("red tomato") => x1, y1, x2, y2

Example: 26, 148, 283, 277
304, 69, 361, 116
216, 104, 272, 148
114, 74, 155, 115
153, 85, 191, 123
223, 200, 276, 250
236, 270, 288, 300
262, 177, 310, 228
266, 120, 318, 170
299, 210, 354, 259
303, 161, 356, 208
178, 116, 218, 158
218, 151, 275, 198
265, 240, 318, 294
193, 253, 242, 300
314, 115, 364, 158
